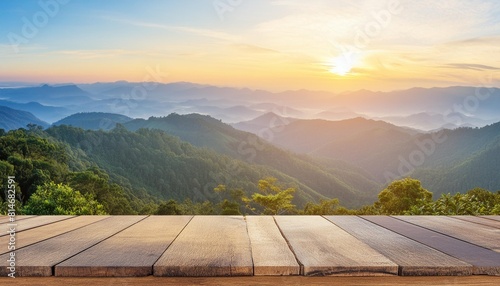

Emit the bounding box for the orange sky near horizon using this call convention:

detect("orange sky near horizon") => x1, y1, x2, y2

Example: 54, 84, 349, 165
1, 0, 500, 92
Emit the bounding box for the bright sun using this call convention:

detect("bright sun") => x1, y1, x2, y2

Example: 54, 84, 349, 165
328, 53, 356, 76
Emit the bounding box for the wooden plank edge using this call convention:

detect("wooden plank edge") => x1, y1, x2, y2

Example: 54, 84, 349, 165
12, 266, 52, 277
2, 275, 500, 286
399, 266, 474, 276
253, 265, 300, 276
304, 266, 398, 277
55, 266, 153, 277
154, 265, 253, 277
473, 266, 500, 276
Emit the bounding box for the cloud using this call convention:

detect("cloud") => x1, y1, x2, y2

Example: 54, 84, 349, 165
47, 49, 165, 59
172, 26, 241, 42
443, 63, 500, 71
443, 36, 500, 47
0, 44, 49, 59
231, 44, 280, 54
104, 17, 241, 42
54, 49, 131, 59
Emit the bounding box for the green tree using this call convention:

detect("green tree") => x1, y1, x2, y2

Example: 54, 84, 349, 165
156, 199, 182, 215
246, 177, 296, 215
23, 182, 106, 215
408, 188, 500, 215
375, 178, 432, 215
354, 204, 381, 215
67, 168, 135, 214
178, 198, 215, 215
0, 129, 68, 201
218, 199, 241, 215
139, 202, 159, 215
214, 184, 244, 215
466, 188, 499, 212
302, 198, 346, 215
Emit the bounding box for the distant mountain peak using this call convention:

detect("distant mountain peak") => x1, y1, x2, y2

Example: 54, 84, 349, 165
0, 105, 49, 130
53, 112, 133, 130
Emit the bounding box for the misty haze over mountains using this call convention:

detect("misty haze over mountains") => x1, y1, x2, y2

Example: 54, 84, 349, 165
1, 81, 500, 204
1, 82, 499, 131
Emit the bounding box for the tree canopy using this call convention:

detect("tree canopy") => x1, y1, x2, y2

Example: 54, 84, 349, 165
23, 182, 106, 215
374, 178, 433, 215
1, 126, 499, 216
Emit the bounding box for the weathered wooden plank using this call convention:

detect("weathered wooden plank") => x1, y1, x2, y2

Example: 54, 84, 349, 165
2, 276, 500, 286
363, 216, 500, 275
246, 216, 300, 275
481, 215, 500, 222
154, 216, 253, 277
452, 216, 500, 229
325, 216, 472, 276
0, 215, 74, 237
55, 216, 192, 277
0, 215, 35, 224
0, 216, 146, 276
0, 216, 109, 255
395, 216, 500, 252
274, 216, 398, 276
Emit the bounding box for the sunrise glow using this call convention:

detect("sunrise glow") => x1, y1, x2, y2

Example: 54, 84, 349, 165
328, 52, 359, 76
0, 1, 499, 92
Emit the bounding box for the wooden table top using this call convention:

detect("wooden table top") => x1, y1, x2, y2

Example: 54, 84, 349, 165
0, 215, 499, 278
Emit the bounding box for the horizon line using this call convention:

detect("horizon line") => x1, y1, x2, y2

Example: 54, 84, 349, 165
0, 81, 498, 95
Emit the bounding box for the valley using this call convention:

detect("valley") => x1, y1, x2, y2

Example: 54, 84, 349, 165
1, 82, 499, 206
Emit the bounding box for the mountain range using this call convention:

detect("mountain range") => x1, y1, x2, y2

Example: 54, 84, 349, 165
8, 109, 498, 200
233, 113, 500, 197
54, 112, 132, 131
1, 83, 499, 130
1, 81, 500, 204
0, 106, 49, 130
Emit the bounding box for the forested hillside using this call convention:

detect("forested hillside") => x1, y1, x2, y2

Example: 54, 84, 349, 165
2, 111, 499, 216
123, 114, 381, 205
246, 116, 500, 197
47, 124, 326, 205
36, 111, 500, 201
0, 125, 377, 213
410, 124, 500, 196
0, 106, 49, 130
0, 127, 139, 214
54, 112, 133, 130
1, 126, 498, 216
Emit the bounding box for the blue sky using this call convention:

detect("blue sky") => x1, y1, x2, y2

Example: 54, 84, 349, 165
1, 0, 500, 92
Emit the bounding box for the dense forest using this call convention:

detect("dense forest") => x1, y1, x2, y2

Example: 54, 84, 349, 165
253, 116, 500, 197
1, 125, 498, 215
123, 113, 381, 206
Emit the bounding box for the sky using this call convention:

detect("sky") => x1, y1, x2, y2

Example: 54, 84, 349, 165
1, 0, 500, 92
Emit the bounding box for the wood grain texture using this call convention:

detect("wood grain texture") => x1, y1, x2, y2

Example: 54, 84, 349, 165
452, 216, 500, 229
2, 215, 499, 278
325, 216, 473, 276
55, 216, 192, 277
246, 216, 300, 276
0, 216, 146, 276
363, 216, 500, 275
2, 276, 500, 286
395, 216, 500, 252
274, 216, 398, 276
0, 216, 109, 255
0, 215, 35, 224
154, 216, 253, 277
0, 215, 74, 237
481, 215, 500, 222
